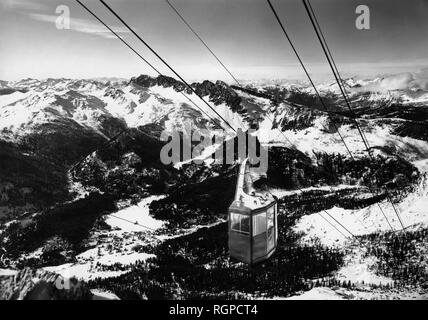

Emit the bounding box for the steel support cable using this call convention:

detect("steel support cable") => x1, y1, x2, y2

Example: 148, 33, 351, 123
72, 0, 241, 184
302, 0, 405, 230
99, 0, 237, 133
264, 0, 366, 238
318, 212, 351, 239
266, 0, 394, 232
108, 214, 157, 231
74, 0, 229, 133
165, 0, 242, 86
70, 1, 238, 233
167, 0, 345, 153
266, 0, 353, 158
305, 0, 371, 147
164, 0, 248, 130
303, 0, 395, 231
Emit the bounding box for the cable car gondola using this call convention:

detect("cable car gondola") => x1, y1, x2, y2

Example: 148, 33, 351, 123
228, 158, 278, 264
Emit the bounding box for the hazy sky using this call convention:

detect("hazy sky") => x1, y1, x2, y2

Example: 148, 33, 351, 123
1, 0, 428, 82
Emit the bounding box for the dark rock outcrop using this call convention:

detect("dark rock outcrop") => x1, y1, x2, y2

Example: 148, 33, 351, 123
131, 74, 187, 93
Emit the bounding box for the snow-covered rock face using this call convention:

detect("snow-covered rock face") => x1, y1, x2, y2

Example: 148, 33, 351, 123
2, 74, 428, 176
1, 75, 427, 172
0, 76, 249, 141
1, 73, 426, 141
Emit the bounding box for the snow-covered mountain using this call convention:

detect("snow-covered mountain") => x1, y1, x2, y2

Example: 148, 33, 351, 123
0, 74, 427, 300
2, 74, 427, 157
0, 76, 247, 141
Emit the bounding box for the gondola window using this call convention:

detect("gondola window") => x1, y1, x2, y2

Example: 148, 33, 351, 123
253, 212, 267, 236
231, 213, 250, 234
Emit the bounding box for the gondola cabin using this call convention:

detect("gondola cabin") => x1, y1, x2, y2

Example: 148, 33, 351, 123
228, 159, 278, 264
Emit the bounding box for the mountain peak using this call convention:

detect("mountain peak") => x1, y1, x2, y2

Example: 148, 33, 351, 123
131, 74, 187, 92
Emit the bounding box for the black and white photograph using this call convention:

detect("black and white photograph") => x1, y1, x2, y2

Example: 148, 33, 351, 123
0, 0, 427, 304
